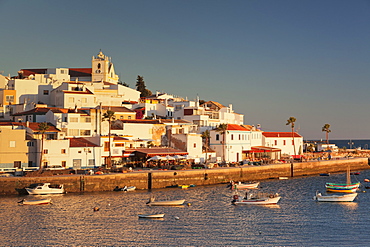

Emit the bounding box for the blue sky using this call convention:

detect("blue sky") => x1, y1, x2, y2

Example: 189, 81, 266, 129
1, 0, 370, 139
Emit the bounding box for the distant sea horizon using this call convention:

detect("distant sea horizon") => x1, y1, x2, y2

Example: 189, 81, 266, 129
306, 139, 370, 149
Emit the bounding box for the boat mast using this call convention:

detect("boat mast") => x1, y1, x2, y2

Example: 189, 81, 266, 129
346, 166, 351, 185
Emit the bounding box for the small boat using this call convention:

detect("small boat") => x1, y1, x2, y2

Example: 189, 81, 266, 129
146, 196, 185, 206
320, 173, 330, 176
313, 191, 357, 202
279, 177, 289, 180
232, 192, 281, 205
178, 185, 189, 189
18, 198, 52, 205
228, 181, 259, 190
25, 183, 64, 195
113, 186, 136, 192
325, 167, 360, 193
138, 214, 165, 218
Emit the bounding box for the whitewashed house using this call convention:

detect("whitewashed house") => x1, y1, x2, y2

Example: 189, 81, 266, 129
262, 132, 303, 156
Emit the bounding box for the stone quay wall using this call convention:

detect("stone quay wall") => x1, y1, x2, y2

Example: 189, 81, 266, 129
1, 158, 369, 196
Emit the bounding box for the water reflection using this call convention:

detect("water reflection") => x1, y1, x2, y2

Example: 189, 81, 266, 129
1, 172, 370, 246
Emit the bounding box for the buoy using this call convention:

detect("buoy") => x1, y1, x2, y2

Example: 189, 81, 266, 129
187, 203, 191, 206
364, 179, 370, 182
175, 216, 180, 220
93, 207, 100, 212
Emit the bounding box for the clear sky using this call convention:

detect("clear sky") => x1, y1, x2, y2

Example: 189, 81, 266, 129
1, 0, 370, 140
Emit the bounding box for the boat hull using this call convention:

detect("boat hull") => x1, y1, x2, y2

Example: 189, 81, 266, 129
20, 198, 52, 205
314, 193, 357, 202
25, 183, 64, 195
231, 182, 260, 190
147, 199, 186, 206
138, 214, 165, 218
233, 196, 281, 205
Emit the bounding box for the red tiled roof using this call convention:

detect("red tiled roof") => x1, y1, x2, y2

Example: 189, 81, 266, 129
226, 124, 249, 131
262, 132, 302, 138
68, 137, 99, 148
26, 122, 60, 132
12, 107, 51, 116
69, 68, 92, 77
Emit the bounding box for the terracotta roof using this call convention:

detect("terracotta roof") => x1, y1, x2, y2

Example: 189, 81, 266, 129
226, 124, 249, 131
0, 121, 25, 127
26, 122, 60, 132
201, 100, 225, 109
68, 137, 99, 148
19, 69, 47, 77
69, 68, 92, 77
12, 107, 51, 116
113, 136, 131, 141
262, 132, 302, 138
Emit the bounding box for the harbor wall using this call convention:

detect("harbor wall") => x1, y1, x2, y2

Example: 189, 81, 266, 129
1, 158, 369, 196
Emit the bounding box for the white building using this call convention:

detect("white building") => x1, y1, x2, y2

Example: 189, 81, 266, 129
262, 132, 303, 156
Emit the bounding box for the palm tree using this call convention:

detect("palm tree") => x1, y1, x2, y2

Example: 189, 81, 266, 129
322, 123, 331, 144
38, 122, 49, 170
102, 110, 115, 168
286, 117, 297, 156
201, 130, 211, 162
215, 123, 228, 163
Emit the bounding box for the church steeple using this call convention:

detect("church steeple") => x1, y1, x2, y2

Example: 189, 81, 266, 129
91, 50, 119, 84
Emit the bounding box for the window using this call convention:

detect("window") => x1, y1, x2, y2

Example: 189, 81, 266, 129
283, 140, 286, 145
216, 134, 219, 141
231, 134, 234, 140
104, 142, 109, 152
9, 141, 16, 147
274, 140, 277, 145
78, 150, 82, 153
194, 143, 197, 148
43, 90, 49, 95
80, 130, 91, 136
69, 97, 75, 103
88, 159, 95, 166
27, 141, 34, 147
81, 98, 87, 103
61, 161, 66, 167
43, 149, 48, 154
128, 116, 131, 119
70, 117, 78, 122
69, 129, 79, 136
292, 140, 295, 145
6, 95, 14, 103
61, 149, 66, 154
239, 134, 241, 140
14, 161, 21, 168
115, 143, 124, 147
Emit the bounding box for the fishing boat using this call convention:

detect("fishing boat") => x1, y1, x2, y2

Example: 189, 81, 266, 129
313, 191, 357, 202
18, 198, 52, 205
146, 196, 185, 206
138, 213, 165, 218
228, 181, 260, 190
232, 191, 281, 205
325, 167, 360, 193
25, 183, 64, 195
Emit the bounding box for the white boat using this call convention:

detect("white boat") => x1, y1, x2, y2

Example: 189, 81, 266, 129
113, 186, 136, 192
229, 181, 260, 190
232, 192, 281, 205
146, 196, 185, 206
25, 183, 64, 195
313, 191, 358, 202
19, 198, 52, 205
138, 213, 165, 218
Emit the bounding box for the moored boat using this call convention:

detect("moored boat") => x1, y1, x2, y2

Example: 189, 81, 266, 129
229, 181, 260, 190
313, 191, 357, 202
19, 198, 52, 205
138, 213, 165, 218
146, 196, 185, 206
25, 183, 64, 195
325, 167, 360, 193
113, 186, 136, 192
232, 192, 281, 205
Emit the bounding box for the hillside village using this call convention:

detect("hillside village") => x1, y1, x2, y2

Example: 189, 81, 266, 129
0, 51, 303, 172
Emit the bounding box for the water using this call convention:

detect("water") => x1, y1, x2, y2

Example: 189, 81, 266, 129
308, 139, 370, 150
1, 171, 370, 246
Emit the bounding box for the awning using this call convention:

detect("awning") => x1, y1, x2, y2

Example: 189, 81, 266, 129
243, 146, 281, 153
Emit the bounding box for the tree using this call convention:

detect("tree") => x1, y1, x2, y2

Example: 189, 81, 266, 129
215, 123, 228, 163
322, 123, 331, 144
102, 110, 115, 168
286, 117, 297, 156
201, 130, 211, 162
38, 122, 49, 170
136, 75, 152, 98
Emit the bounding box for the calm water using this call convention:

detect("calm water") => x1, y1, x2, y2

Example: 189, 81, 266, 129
309, 139, 370, 150
1, 171, 370, 246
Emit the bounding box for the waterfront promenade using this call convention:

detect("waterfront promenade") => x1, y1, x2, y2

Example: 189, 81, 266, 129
0, 158, 369, 196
